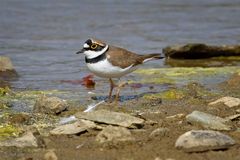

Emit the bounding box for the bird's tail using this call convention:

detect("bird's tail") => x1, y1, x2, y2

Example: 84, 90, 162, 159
141, 53, 164, 63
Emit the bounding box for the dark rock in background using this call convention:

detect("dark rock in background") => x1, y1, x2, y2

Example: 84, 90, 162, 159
163, 43, 240, 59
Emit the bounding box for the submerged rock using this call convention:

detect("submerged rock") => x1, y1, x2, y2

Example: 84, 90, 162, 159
175, 130, 235, 152
0, 131, 38, 148
96, 126, 134, 143
186, 111, 232, 131
50, 120, 100, 135
33, 95, 68, 115
75, 109, 144, 128
208, 96, 240, 108
163, 43, 240, 59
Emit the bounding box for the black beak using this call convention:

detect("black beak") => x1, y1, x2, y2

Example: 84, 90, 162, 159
159, 55, 165, 59
76, 48, 85, 54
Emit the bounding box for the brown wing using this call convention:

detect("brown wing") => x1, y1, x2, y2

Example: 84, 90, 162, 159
107, 45, 163, 69
107, 45, 143, 69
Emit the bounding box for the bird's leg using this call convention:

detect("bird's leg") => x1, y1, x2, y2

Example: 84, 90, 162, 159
115, 81, 128, 102
108, 78, 116, 102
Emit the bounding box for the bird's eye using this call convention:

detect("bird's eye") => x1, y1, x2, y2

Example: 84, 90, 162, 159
91, 44, 98, 49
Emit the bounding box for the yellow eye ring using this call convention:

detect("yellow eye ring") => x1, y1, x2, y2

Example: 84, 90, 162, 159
91, 44, 98, 49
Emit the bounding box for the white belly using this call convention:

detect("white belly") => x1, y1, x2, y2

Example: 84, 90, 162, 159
86, 59, 138, 78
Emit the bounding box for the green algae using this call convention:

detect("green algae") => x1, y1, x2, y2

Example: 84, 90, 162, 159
134, 66, 240, 86
0, 103, 8, 110
144, 89, 185, 100
0, 87, 11, 97
143, 81, 219, 102
0, 124, 22, 140
14, 90, 68, 99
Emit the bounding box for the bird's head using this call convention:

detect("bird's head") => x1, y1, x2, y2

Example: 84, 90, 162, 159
76, 38, 108, 59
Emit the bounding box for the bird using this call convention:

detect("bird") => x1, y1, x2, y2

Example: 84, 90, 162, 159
76, 38, 164, 102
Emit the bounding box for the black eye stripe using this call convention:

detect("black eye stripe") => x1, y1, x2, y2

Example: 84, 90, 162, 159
84, 45, 104, 51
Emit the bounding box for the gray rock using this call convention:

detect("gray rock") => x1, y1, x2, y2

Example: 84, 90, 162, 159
96, 126, 134, 143
163, 43, 240, 59
208, 96, 240, 108
33, 95, 68, 114
149, 128, 170, 138
0, 131, 38, 148
175, 130, 235, 152
186, 110, 232, 131
0, 56, 15, 72
75, 109, 144, 128
0, 56, 18, 78
50, 119, 101, 135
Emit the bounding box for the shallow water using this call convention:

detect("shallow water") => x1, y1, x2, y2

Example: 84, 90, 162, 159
1, 0, 240, 97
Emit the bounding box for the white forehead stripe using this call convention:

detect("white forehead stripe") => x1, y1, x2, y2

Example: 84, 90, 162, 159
84, 43, 89, 48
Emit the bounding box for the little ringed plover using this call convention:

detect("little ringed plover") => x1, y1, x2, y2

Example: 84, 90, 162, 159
76, 38, 164, 101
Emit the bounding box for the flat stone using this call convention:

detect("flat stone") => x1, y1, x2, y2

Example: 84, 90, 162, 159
149, 128, 170, 138
186, 111, 232, 131
175, 130, 235, 152
50, 120, 100, 135
75, 109, 144, 128
96, 126, 134, 143
33, 95, 68, 115
208, 96, 240, 108
0, 131, 38, 148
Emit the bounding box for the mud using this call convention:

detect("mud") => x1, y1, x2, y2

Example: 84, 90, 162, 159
1, 76, 240, 160
0, 70, 240, 160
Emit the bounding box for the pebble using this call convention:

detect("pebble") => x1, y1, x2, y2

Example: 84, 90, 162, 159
44, 149, 58, 160
175, 130, 236, 152
33, 95, 68, 115
149, 128, 170, 138
59, 115, 77, 125
236, 109, 240, 113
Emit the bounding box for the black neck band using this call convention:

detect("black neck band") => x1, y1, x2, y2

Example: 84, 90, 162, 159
85, 52, 106, 64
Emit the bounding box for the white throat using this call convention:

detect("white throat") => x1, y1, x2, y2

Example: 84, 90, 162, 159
84, 45, 109, 59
